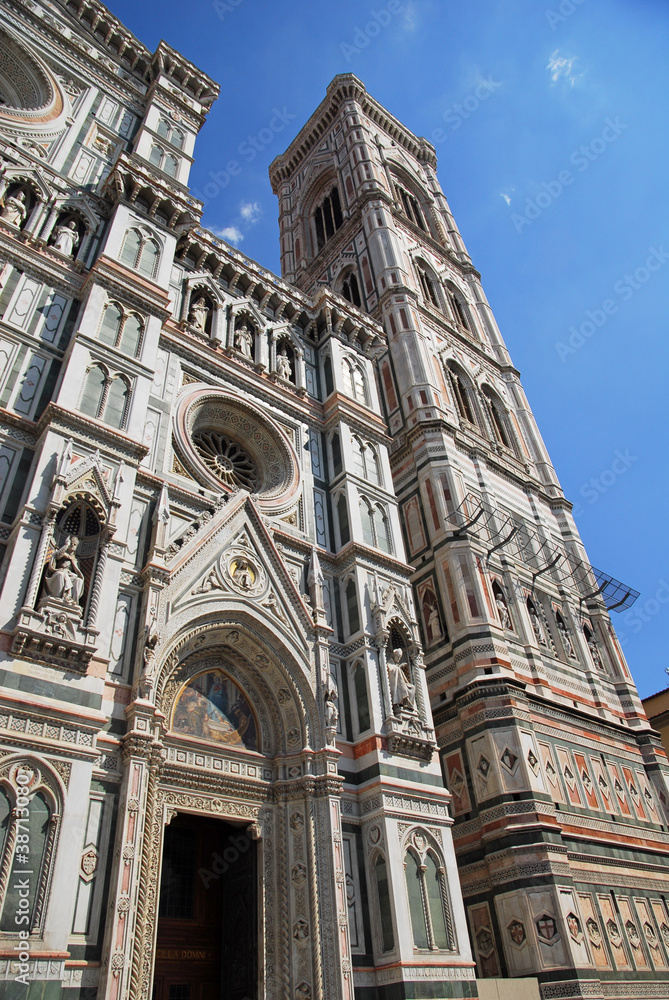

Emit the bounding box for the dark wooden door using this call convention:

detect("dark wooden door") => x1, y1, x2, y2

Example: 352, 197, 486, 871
153, 814, 257, 1000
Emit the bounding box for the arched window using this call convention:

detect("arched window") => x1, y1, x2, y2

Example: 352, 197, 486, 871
351, 436, 382, 485
79, 365, 106, 418
337, 494, 350, 547
446, 284, 473, 333
361, 498, 374, 546
164, 154, 178, 178
104, 376, 131, 429
446, 362, 477, 426
375, 505, 391, 553
120, 228, 142, 267
352, 661, 371, 733
99, 303, 122, 346
0, 777, 59, 936
359, 493, 393, 553
119, 314, 143, 356
394, 182, 427, 232
99, 303, 144, 357
314, 186, 343, 252
120, 229, 161, 279
79, 365, 131, 429
417, 265, 440, 309
341, 271, 361, 307
352, 436, 366, 478
405, 850, 429, 948
482, 386, 513, 450
157, 118, 185, 149
345, 578, 360, 635
374, 856, 395, 952
330, 432, 342, 476
148, 144, 179, 178
343, 357, 367, 404
404, 844, 453, 951
138, 238, 160, 277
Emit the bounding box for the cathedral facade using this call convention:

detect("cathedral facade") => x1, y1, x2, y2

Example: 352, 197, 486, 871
0, 3, 666, 1000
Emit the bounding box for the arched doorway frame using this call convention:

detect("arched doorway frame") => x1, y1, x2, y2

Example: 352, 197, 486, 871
100, 614, 352, 1000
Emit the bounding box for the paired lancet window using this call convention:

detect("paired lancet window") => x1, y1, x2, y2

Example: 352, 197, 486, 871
404, 846, 453, 951
394, 183, 427, 232
0, 772, 59, 935
342, 357, 367, 404
351, 436, 381, 485
314, 186, 343, 252
99, 302, 144, 357
79, 364, 131, 429
120, 228, 161, 278
156, 118, 185, 149
360, 496, 392, 553
149, 145, 179, 178
341, 271, 362, 307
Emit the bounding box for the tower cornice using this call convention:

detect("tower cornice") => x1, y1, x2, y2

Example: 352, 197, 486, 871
269, 74, 437, 189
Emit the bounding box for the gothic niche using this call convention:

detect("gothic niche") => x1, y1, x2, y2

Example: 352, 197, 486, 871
171, 668, 258, 750
493, 581, 513, 631
0, 182, 34, 230
39, 499, 101, 619
275, 338, 295, 383
233, 319, 255, 361
13, 492, 105, 670
386, 623, 416, 717
187, 291, 214, 336
420, 588, 443, 645
49, 211, 84, 258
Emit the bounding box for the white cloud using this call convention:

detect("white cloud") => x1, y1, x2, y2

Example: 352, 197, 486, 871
402, 1, 418, 32
212, 225, 243, 244
547, 50, 581, 87
239, 201, 262, 224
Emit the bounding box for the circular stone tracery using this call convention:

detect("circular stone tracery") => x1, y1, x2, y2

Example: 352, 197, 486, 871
0, 29, 66, 131
174, 388, 301, 515
192, 431, 258, 491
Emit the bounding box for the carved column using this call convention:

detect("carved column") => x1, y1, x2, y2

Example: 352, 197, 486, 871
38, 203, 60, 244
375, 632, 393, 721
86, 530, 111, 628
22, 508, 57, 610
410, 647, 429, 725
98, 729, 164, 1000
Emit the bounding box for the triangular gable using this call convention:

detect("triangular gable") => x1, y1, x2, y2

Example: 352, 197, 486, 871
164, 493, 314, 648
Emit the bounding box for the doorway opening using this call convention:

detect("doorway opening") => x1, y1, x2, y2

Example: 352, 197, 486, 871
153, 812, 257, 1000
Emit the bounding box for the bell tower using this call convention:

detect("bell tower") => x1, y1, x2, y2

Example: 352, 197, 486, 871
272, 75, 669, 1000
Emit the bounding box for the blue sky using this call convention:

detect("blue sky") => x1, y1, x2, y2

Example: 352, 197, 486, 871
104, 0, 669, 699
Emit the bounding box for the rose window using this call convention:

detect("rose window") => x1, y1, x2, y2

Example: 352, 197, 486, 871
192, 431, 258, 491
